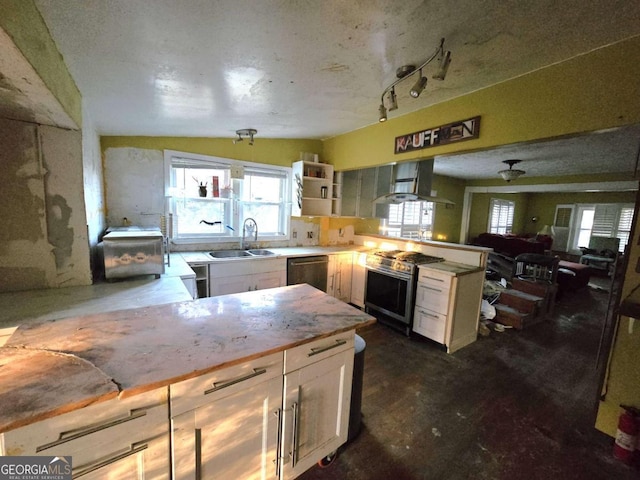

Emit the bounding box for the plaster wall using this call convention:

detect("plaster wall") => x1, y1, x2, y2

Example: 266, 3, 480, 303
81, 102, 106, 278
0, 118, 91, 292
104, 147, 165, 229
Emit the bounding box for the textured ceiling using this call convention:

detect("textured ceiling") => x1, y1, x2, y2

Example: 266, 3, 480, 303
22, 1, 640, 179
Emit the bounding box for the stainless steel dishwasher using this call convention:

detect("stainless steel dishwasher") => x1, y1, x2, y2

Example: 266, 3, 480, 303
286, 255, 329, 292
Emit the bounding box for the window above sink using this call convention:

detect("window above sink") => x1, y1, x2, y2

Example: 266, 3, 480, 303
164, 150, 291, 244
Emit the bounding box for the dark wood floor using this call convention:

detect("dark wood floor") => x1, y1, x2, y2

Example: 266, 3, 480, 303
300, 281, 637, 480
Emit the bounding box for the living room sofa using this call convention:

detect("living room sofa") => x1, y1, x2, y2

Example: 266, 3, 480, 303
472, 232, 552, 258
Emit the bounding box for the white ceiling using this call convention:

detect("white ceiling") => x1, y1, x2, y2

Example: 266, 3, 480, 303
26, 1, 640, 179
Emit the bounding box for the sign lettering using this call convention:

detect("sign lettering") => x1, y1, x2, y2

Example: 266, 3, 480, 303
394, 116, 480, 154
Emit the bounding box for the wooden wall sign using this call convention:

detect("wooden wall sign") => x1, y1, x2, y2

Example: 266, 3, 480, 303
394, 116, 480, 154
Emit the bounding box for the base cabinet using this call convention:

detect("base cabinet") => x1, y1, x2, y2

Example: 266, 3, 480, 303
172, 377, 283, 479
280, 346, 354, 479
171, 332, 355, 480
413, 264, 484, 353
209, 258, 286, 296
1, 388, 170, 479
327, 253, 353, 303
350, 252, 367, 308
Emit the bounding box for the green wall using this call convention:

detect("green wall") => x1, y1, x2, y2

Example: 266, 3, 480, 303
468, 190, 637, 241
323, 36, 640, 171
100, 136, 323, 169
431, 174, 467, 243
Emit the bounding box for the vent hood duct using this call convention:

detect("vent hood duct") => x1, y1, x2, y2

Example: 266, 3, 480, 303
373, 160, 454, 205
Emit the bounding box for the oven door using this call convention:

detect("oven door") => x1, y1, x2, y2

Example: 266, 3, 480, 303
364, 268, 412, 324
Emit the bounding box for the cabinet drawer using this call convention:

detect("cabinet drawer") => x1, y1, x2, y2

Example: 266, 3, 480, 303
170, 352, 283, 416
415, 281, 450, 314
284, 331, 354, 374
2, 387, 169, 467
413, 307, 446, 344
417, 268, 453, 289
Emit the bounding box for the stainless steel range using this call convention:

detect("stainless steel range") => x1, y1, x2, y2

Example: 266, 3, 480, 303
364, 250, 444, 335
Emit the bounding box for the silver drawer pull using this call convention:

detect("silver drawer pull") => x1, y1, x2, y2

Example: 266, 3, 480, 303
36, 409, 148, 452
74, 442, 148, 478
419, 309, 439, 318
307, 339, 347, 357
420, 285, 442, 293
422, 275, 445, 282
205, 368, 267, 394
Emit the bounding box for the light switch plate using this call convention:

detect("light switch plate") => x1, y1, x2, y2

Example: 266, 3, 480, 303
230, 165, 244, 179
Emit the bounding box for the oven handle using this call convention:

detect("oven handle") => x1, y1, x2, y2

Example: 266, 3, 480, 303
365, 265, 412, 282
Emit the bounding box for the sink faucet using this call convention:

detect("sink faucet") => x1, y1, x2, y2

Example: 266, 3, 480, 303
241, 218, 258, 249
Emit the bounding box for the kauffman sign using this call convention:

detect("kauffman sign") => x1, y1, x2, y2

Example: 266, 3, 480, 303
394, 116, 481, 154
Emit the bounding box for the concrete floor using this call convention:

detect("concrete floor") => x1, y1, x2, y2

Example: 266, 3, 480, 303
300, 281, 637, 480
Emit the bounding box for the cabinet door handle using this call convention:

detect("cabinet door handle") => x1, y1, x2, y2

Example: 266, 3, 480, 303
195, 428, 202, 480
290, 401, 300, 468
73, 441, 148, 478
419, 309, 439, 319
205, 368, 267, 395
36, 408, 149, 452
273, 408, 282, 478
307, 339, 347, 357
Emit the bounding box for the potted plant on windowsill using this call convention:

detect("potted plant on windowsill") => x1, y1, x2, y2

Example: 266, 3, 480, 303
193, 177, 207, 197
220, 184, 234, 198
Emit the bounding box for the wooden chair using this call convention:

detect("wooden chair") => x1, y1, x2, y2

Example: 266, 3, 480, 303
512, 253, 560, 284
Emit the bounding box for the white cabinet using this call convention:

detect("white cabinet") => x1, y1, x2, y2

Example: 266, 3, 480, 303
171, 353, 284, 480
350, 252, 367, 308
341, 165, 392, 218
413, 264, 484, 353
189, 263, 209, 298
327, 252, 352, 303
1, 387, 170, 479
209, 257, 286, 296
171, 332, 355, 480
281, 333, 354, 479
292, 160, 334, 216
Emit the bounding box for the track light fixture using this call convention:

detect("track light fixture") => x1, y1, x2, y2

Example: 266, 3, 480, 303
378, 38, 451, 122
410, 70, 427, 98
233, 128, 257, 145
498, 159, 526, 182
388, 87, 398, 111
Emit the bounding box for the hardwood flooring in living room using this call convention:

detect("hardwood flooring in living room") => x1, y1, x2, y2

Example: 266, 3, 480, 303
299, 280, 635, 480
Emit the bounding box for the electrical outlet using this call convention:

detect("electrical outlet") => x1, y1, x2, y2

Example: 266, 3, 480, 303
307, 231, 313, 239
292, 230, 297, 239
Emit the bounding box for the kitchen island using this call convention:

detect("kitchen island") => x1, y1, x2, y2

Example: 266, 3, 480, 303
0, 284, 375, 479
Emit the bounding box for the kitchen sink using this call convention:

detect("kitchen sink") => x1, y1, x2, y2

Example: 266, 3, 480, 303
209, 249, 275, 259
245, 249, 275, 256
209, 250, 253, 258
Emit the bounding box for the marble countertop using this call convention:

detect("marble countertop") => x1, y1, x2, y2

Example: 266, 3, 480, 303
179, 246, 367, 265
418, 261, 484, 276
0, 276, 192, 330
0, 284, 375, 432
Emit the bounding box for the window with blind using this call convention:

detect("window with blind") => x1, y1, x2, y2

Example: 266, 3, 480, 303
385, 201, 434, 240
164, 151, 290, 242
573, 203, 634, 252
488, 199, 515, 234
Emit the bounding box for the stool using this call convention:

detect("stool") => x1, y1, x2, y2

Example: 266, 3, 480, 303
558, 260, 591, 291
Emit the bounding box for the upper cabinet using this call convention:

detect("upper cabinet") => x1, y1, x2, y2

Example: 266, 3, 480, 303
341, 165, 392, 218
292, 160, 334, 216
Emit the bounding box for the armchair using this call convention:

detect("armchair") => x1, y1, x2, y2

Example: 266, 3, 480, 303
579, 236, 620, 275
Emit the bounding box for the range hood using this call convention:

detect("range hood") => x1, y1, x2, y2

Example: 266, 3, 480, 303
373, 160, 454, 205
